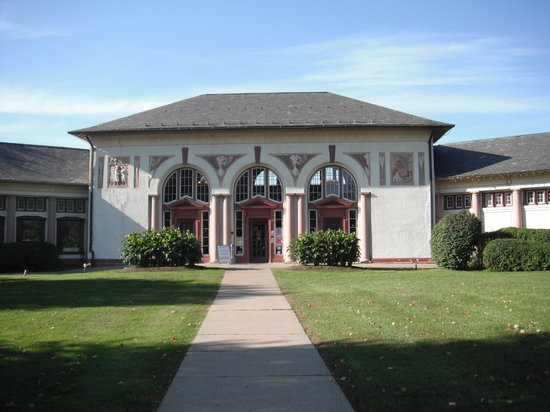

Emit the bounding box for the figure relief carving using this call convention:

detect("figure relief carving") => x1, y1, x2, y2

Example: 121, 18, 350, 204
197, 154, 245, 184
216, 155, 234, 178
148, 155, 174, 187
108, 157, 130, 187
344, 152, 371, 185
270, 153, 320, 184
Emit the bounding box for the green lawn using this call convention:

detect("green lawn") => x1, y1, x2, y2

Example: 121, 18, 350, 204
0, 268, 224, 411
274, 268, 550, 411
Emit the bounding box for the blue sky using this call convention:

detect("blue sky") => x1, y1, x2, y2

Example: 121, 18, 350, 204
1, 0, 549, 149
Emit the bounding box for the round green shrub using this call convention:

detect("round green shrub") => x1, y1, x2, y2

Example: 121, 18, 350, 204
121, 227, 202, 267
483, 238, 550, 271
431, 210, 481, 270
0, 241, 59, 273
288, 229, 360, 266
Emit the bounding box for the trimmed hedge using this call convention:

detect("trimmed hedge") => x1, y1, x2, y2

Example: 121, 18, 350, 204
121, 227, 202, 267
0, 241, 60, 273
498, 227, 550, 243
483, 238, 550, 271
288, 229, 360, 266
431, 211, 482, 270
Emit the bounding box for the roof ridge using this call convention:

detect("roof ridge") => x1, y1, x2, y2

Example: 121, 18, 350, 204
0, 141, 89, 151
438, 131, 550, 147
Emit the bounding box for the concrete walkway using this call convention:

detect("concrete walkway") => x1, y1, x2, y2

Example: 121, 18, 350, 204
157, 266, 354, 412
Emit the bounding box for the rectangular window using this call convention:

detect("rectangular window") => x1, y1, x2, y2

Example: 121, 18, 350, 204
455, 195, 463, 209
26, 198, 35, 211
76, 199, 85, 213
163, 211, 171, 228
235, 210, 244, 255
196, 173, 209, 203
252, 168, 265, 197
464, 195, 471, 208
17, 217, 45, 242
57, 219, 84, 253
484, 193, 493, 207
504, 192, 512, 206
57, 199, 66, 212
275, 210, 283, 255
309, 210, 317, 232
17, 197, 26, 211
180, 169, 194, 198
309, 171, 322, 202
66, 199, 75, 213
201, 210, 209, 255
36, 198, 45, 212
445, 196, 454, 209
526, 191, 535, 205
536, 190, 545, 204
348, 210, 357, 234
325, 167, 340, 197
494, 193, 503, 207
0, 196, 5, 211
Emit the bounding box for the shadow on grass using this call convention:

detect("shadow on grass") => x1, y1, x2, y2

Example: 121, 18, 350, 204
0, 339, 189, 411
316, 332, 550, 411
0, 278, 221, 309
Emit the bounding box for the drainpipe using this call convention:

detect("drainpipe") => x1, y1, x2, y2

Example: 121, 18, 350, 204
428, 133, 436, 229
85, 135, 95, 264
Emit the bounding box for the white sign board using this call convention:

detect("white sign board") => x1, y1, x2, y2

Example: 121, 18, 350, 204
217, 245, 232, 263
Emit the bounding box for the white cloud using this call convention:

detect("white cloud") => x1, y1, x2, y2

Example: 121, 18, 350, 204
0, 18, 69, 39
0, 86, 167, 115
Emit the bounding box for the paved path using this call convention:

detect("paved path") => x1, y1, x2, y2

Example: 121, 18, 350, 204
157, 266, 354, 412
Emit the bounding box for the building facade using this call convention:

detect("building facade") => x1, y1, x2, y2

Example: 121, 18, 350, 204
434, 133, 550, 231
0, 143, 89, 264
2, 93, 548, 266
69, 92, 452, 264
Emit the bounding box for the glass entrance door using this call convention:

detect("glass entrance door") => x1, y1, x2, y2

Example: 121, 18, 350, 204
250, 220, 268, 263
178, 219, 195, 234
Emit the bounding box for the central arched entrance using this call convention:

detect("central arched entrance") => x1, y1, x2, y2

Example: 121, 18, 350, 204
233, 166, 284, 263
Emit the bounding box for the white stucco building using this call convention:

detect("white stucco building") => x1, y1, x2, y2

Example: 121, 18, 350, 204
68, 92, 453, 264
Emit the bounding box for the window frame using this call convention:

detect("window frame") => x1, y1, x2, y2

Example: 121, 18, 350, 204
234, 167, 283, 204
16, 216, 46, 242
56, 217, 85, 254
163, 168, 210, 204
308, 166, 358, 204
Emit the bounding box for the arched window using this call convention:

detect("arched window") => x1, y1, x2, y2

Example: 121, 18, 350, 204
163, 168, 209, 204
308, 166, 357, 202
235, 167, 282, 203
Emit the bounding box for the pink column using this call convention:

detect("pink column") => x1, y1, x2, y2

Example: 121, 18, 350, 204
222, 194, 231, 245
6, 195, 16, 242
47, 198, 56, 244
512, 189, 523, 228
284, 194, 295, 262
470, 191, 481, 218
150, 195, 159, 230
434, 194, 443, 223
296, 194, 305, 236
210, 194, 219, 262
359, 192, 371, 262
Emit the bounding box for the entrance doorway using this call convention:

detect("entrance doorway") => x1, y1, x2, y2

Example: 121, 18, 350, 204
178, 219, 195, 234
323, 217, 342, 231
250, 219, 268, 263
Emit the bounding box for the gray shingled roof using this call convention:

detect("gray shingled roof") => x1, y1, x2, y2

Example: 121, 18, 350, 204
70, 92, 453, 140
435, 132, 550, 180
0, 142, 89, 185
